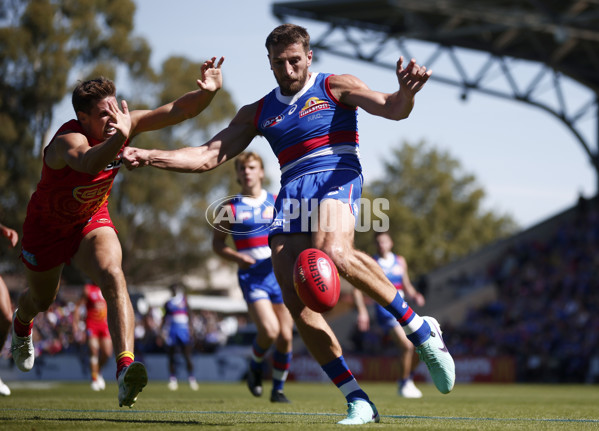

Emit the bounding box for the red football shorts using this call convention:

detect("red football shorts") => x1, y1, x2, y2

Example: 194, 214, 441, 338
21, 205, 117, 272
86, 320, 110, 339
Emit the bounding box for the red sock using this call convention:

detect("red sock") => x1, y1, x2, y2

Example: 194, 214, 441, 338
116, 351, 134, 378
13, 311, 33, 337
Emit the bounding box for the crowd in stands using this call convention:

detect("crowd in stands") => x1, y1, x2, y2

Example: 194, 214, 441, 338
444, 198, 599, 383
0, 293, 244, 374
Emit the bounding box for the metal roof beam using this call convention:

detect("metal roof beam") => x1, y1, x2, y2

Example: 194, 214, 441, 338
272, 0, 599, 191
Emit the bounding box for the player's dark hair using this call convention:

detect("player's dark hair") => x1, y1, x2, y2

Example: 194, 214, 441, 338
72, 77, 116, 115
265, 23, 310, 53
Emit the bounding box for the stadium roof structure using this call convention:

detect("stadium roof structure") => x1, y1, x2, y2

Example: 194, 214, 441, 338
272, 0, 599, 191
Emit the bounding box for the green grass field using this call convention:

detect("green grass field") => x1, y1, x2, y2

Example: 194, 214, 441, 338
1, 381, 598, 430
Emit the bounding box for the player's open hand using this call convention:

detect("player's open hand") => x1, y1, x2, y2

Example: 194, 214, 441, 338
107, 98, 132, 139
397, 56, 432, 95
197, 56, 224, 92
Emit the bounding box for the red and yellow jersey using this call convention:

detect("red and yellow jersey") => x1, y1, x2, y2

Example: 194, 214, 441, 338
84, 283, 108, 324
24, 119, 127, 230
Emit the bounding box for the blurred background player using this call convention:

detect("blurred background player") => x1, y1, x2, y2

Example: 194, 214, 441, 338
353, 231, 425, 398
73, 282, 113, 391
160, 282, 199, 391
0, 222, 18, 396
212, 152, 294, 403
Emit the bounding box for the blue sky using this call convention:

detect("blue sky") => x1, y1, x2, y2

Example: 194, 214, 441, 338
128, 0, 596, 230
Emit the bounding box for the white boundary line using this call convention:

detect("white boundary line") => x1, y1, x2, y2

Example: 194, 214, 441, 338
1, 408, 598, 424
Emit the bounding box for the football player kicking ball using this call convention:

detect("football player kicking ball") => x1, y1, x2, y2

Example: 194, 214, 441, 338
12, 56, 223, 408
124, 24, 455, 424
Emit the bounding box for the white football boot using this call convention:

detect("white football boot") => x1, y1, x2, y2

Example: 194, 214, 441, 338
337, 399, 380, 425
415, 316, 455, 394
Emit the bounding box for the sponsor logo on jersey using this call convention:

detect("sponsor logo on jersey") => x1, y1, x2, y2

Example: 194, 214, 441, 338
299, 97, 330, 118
105, 157, 123, 171
73, 179, 113, 204
262, 115, 284, 128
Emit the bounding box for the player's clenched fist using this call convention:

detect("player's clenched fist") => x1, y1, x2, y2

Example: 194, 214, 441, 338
122, 147, 150, 170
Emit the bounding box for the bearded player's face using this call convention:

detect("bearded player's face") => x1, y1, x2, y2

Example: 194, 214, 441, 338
268, 42, 312, 96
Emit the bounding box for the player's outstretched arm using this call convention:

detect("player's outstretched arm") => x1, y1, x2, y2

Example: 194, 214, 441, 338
129, 56, 225, 138
123, 103, 258, 173
332, 56, 431, 121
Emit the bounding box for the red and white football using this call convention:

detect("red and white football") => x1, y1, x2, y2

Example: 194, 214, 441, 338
293, 248, 341, 313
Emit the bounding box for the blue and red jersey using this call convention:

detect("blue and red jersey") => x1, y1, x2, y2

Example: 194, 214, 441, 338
228, 190, 276, 261
374, 253, 406, 292
255, 73, 362, 185
164, 294, 190, 329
